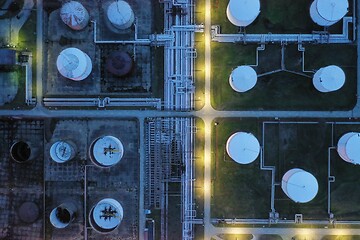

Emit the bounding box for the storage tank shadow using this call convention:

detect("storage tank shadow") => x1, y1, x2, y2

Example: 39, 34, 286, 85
10, 140, 41, 163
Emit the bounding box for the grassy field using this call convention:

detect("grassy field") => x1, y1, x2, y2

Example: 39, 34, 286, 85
211, 0, 349, 34
264, 122, 332, 220
211, 43, 357, 110
195, 118, 205, 218
211, 118, 271, 219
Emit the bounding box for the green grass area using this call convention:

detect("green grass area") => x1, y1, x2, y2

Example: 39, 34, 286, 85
264, 122, 331, 219
151, 47, 164, 99
259, 235, 283, 240
331, 123, 360, 220
195, 118, 205, 219
211, 0, 348, 34
168, 195, 182, 240
211, 43, 357, 110
194, 225, 204, 240
0, 0, 24, 20
211, 118, 271, 219
322, 236, 360, 240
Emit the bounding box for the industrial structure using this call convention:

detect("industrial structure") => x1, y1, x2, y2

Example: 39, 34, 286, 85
281, 168, 319, 203
106, 0, 135, 30
310, 0, 349, 26
50, 201, 77, 228
313, 65, 346, 92
229, 66, 257, 92
60, 1, 90, 30
89, 198, 124, 233
50, 140, 77, 163
89, 135, 124, 167
226, 0, 260, 27
226, 132, 260, 164
56, 47, 92, 81
106, 51, 133, 77
337, 132, 360, 164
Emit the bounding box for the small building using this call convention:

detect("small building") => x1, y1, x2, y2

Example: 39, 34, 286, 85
310, 0, 349, 26
337, 132, 360, 164
0, 49, 16, 66
226, 0, 260, 27
229, 66, 257, 92
281, 168, 318, 203
313, 65, 345, 92
226, 132, 260, 164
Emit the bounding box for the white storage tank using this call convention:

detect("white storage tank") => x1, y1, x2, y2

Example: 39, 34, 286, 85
226, 132, 260, 164
226, 0, 260, 27
313, 65, 345, 92
229, 66, 257, 92
50, 140, 77, 163
310, 0, 348, 26
281, 168, 318, 203
56, 47, 92, 81
90, 136, 124, 167
89, 198, 123, 233
60, 1, 90, 30
50, 202, 77, 228
337, 132, 360, 164
107, 1, 135, 30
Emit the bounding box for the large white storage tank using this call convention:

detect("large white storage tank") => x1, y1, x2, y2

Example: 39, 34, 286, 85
281, 168, 318, 203
56, 48, 92, 81
229, 66, 257, 92
60, 1, 90, 30
89, 198, 123, 233
337, 132, 360, 164
226, 0, 260, 27
50, 140, 77, 163
90, 136, 124, 167
107, 1, 135, 30
312, 65, 345, 92
310, 0, 348, 26
226, 132, 260, 164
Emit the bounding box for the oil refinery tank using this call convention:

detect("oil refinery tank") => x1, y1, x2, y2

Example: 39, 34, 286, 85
50, 140, 77, 163
337, 132, 360, 164
89, 198, 123, 233
281, 168, 318, 203
60, 1, 90, 30
106, 51, 133, 77
310, 0, 348, 26
226, 132, 260, 164
56, 47, 92, 81
18, 202, 40, 224
229, 66, 257, 92
107, 1, 135, 30
50, 202, 77, 228
89, 136, 124, 167
313, 65, 345, 92
226, 0, 260, 27
10, 141, 40, 163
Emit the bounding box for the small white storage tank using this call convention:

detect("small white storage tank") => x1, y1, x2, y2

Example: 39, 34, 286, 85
107, 1, 135, 30
226, 0, 260, 27
313, 65, 345, 92
60, 1, 90, 30
56, 47, 92, 81
229, 66, 257, 92
50, 140, 76, 163
226, 132, 260, 164
337, 132, 360, 164
281, 168, 318, 203
310, 0, 348, 26
50, 202, 77, 228
89, 198, 123, 233
90, 136, 124, 167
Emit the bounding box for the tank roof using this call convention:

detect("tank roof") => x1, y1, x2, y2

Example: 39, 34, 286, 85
226, 132, 260, 164
229, 66, 257, 92
106, 51, 133, 77
316, 0, 348, 21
